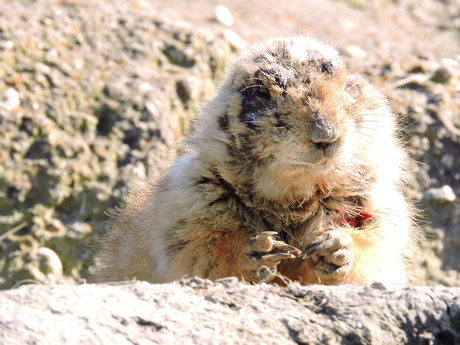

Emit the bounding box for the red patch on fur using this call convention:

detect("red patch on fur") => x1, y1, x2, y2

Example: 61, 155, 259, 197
340, 211, 373, 228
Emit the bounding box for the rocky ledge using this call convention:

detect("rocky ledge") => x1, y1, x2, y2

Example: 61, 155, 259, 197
1, 278, 459, 345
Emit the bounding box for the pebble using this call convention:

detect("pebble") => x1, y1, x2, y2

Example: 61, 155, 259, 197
371, 282, 388, 291
38, 247, 64, 279
1, 88, 20, 110
215, 5, 234, 26
343, 45, 367, 58
424, 185, 456, 203
223, 29, 246, 50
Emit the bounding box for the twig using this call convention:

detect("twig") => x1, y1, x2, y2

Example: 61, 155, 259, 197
0, 222, 28, 242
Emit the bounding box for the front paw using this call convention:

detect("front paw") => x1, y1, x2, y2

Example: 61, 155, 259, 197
244, 231, 301, 283
304, 230, 353, 281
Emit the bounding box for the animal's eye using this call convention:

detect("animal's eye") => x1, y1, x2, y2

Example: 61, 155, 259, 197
255, 84, 271, 99
242, 84, 271, 101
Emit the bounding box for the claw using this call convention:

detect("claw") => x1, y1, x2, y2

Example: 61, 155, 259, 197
304, 240, 320, 252
249, 231, 277, 253
259, 231, 278, 237
251, 252, 295, 265
273, 241, 302, 255
244, 231, 299, 282
261, 252, 296, 261
304, 242, 322, 257
305, 231, 354, 280
323, 264, 341, 275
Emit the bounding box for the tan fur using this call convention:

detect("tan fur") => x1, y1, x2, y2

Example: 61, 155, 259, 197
90, 37, 421, 286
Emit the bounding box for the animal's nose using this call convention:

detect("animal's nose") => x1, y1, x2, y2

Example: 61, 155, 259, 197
310, 119, 339, 149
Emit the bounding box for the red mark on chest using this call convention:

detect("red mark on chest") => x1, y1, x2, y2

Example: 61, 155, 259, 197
340, 211, 373, 228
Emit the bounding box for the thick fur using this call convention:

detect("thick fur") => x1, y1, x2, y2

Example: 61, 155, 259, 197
91, 37, 421, 286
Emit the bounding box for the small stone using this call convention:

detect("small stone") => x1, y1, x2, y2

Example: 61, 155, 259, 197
431, 58, 460, 85
1, 40, 14, 50
392, 73, 431, 89
1, 88, 20, 110
214, 276, 239, 284
223, 29, 246, 50
215, 5, 234, 26
371, 282, 388, 291
139, 82, 153, 93
440, 154, 454, 169
424, 185, 456, 203
343, 45, 367, 58
38, 247, 63, 280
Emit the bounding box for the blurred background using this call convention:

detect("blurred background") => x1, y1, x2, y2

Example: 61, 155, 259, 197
1, 0, 459, 289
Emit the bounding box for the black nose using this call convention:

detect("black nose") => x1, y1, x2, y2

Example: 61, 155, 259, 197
311, 119, 338, 148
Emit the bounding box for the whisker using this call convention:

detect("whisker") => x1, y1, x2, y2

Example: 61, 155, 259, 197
346, 131, 379, 142
240, 84, 264, 93
247, 77, 265, 83
356, 120, 388, 124
352, 127, 385, 133
266, 135, 278, 144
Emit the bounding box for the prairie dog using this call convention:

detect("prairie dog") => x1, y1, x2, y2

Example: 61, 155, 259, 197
91, 37, 420, 286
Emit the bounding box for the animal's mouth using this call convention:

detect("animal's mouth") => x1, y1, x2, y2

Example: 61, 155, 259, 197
316, 141, 338, 159
285, 155, 330, 171
302, 139, 341, 166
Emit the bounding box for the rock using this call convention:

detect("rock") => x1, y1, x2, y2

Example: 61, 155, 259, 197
215, 5, 234, 26
1, 279, 459, 344
37, 247, 63, 282
424, 185, 457, 204
0, 87, 20, 110
223, 29, 247, 50
343, 45, 367, 58
431, 58, 460, 85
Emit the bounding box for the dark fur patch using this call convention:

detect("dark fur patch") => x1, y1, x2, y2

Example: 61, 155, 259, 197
346, 76, 363, 96
227, 133, 254, 158
177, 218, 188, 227
241, 111, 258, 130
218, 113, 230, 131
257, 67, 292, 89
239, 95, 276, 130
209, 168, 247, 207
274, 112, 289, 129
320, 61, 335, 75
202, 261, 217, 278
189, 256, 198, 272
196, 177, 214, 185
208, 231, 226, 246
209, 193, 230, 206
167, 239, 190, 255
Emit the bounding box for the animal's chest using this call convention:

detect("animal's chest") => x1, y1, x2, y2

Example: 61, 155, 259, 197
252, 198, 326, 239
261, 196, 367, 246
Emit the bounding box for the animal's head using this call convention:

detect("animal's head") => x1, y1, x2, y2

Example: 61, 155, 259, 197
194, 37, 399, 199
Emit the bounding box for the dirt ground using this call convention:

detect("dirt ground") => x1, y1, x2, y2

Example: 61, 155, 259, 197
149, 0, 460, 66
